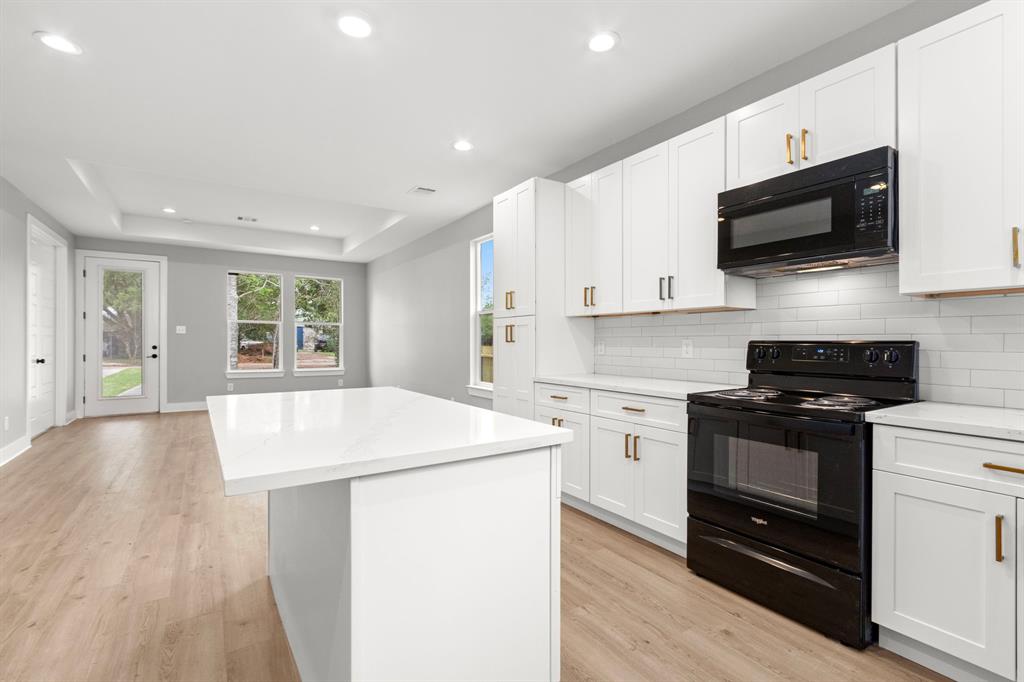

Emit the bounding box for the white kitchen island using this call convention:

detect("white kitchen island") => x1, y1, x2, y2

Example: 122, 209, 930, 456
207, 386, 570, 682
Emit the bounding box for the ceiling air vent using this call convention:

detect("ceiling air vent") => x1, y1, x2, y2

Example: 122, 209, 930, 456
236, 215, 259, 223
407, 186, 437, 196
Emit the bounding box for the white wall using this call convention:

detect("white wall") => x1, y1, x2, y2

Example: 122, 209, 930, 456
1, 177, 77, 460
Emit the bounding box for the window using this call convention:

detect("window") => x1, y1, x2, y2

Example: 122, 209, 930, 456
227, 272, 282, 373
469, 235, 493, 395
294, 276, 343, 372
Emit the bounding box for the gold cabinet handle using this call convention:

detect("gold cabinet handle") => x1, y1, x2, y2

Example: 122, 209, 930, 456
509, 324, 515, 343
995, 515, 1004, 562
800, 128, 808, 161
583, 287, 589, 307
621, 406, 646, 413
590, 286, 596, 307
785, 133, 794, 164
509, 290, 515, 309
983, 462, 1024, 476
624, 433, 630, 459
550, 395, 568, 401
551, 417, 557, 426
504, 324, 510, 343
633, 434, 639, 462
504, 291, 510, 309
1013, 226, 1020, 267
557, 418, 564, 427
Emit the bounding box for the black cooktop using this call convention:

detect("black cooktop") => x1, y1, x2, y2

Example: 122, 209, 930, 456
686, 386, 907, 423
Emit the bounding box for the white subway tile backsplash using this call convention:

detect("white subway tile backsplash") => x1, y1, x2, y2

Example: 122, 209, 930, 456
594, 265, 1024, 408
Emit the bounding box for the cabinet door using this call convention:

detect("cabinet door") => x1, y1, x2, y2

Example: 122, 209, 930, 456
725, 86, 800, 189
589, 416, 635, 519
493, 189, 516, 319
798, 44, 895, 167
622, 142, 670, 313
590, 161, 623, 315
873, 471, 1016, 679
564, 175, 592, 317
898, 1, 1023, 295
667, 117, 729, 310
511, 180, 536, 317
633, 424, 686, 542
537, 407, 590, 500
493, 316, 534, 418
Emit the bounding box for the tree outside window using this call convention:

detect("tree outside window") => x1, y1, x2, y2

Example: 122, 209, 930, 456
295, 276, 343, 370
473, 236, 494, 386
228, 272, 282, 371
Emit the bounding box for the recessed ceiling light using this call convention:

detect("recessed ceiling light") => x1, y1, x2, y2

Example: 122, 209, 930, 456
452, 139, 474, 152
33, 31, 83, 55
309, 224, 320, 231
588, 31, 619, 53
338, 15, 372, 38
162, 207, 176, 214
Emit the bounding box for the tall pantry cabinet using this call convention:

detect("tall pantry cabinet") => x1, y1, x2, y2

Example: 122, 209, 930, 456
492, 178, 593, 420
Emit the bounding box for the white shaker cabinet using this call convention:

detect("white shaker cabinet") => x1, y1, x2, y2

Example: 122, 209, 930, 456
1019, 498, 1023, 682
667, 118, 755, 311
797, 44, 895, 167
873, 470, 1017, 679
536, 407, 590, 500
725, 86, 800, 189
633, 424, 687, 542
494, 179, 537, 318
898, 0, 1023, 295
590, 416, 636, 518
622, 142, 671, 313
565, 162, 623, 317
493, 316, 535, 419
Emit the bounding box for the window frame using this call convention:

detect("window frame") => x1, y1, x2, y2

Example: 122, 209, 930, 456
467, 234, 494, 398
293, 274, 345, 376
226, 270, 285, 378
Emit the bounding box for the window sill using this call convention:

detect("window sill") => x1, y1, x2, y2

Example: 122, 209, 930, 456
466, 384, 494, 400
225, 370, 286, 379
294, 368, 346, 377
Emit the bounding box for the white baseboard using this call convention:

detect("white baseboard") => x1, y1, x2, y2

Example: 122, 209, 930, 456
163, 401, 208, 413
0, 436, 31, 468
879, 627, 1011, 682
561, 494, 688, 558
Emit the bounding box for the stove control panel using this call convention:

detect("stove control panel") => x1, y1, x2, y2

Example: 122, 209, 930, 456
747, 341, 918, 379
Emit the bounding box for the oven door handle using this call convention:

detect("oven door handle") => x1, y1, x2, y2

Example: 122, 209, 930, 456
687, 404, 856, 436
701, 535, 837, 590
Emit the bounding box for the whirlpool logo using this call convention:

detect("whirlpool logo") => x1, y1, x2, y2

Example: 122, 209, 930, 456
750, 516, 768, 526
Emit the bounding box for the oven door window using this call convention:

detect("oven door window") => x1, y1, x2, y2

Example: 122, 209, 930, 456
718, 181, 856, 268
718, 432, 819, 516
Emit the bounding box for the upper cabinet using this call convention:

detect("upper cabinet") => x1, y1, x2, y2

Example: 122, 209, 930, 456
667, 118, 755, 312
565, 162, 623, 317
725, 45, 895, 189
623, 143, 672, 313
494, 179, 537, 318
897, 1, 1023, 296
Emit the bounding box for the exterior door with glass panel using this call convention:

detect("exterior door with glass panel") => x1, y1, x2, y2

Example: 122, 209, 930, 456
83, 257, 161, 416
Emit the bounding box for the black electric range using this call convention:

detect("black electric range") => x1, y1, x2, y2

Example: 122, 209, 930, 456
685, 340, 918, 649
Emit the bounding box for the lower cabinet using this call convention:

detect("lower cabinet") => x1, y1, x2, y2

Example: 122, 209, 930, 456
590, 416, 687, 542
1019, 498, 1023, 682
536, 406, 590, 500
873, 470, 1017, 679
493, 316, 535, 419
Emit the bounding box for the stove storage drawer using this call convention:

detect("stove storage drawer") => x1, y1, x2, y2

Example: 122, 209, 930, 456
874, 425, 1024, 497
591, 390, 687, 432
534, 383, 589, 414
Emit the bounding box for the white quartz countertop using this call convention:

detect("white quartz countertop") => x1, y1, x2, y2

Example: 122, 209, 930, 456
866, 402, 1024, 442
207, 386, 571, 496
534, 373, 741, 401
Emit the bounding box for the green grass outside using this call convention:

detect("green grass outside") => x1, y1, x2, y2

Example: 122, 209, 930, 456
102, 367, 142, 397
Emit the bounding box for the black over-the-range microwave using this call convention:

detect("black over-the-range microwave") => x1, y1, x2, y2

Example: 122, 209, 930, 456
717, 146, 897, 277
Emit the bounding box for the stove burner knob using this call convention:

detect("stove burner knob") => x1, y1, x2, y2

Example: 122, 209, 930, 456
754, 346, 767, 360
883, 349, 900, 364
864, 349, 880, 363
769, 347, 781, 360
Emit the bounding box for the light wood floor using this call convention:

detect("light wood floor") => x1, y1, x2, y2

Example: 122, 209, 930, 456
0, 413, 945, 682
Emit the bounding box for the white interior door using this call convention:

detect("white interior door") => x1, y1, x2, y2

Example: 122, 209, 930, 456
28, 238, 57, 437
83, 257, 161, 416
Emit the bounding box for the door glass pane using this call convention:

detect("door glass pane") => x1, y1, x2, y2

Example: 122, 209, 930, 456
101, 269, 144, 398
730, 197, 832, 248
295, 324, 340, 369
479, 312, 493, 383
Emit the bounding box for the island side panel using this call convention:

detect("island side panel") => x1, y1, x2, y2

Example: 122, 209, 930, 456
268, 479, 353, 682
349, 446, 558, 682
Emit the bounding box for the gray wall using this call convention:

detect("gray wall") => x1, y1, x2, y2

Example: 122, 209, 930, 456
1, 177, 77, 454
367, 0, 981, 403
75, 238, 368, 404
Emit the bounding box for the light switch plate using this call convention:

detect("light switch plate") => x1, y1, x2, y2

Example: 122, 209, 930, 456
226, 383, 234, 392
175, 325, 187, 334
680, 340, 694, 359
596, 342, 606, 356
337, 379, 344, 387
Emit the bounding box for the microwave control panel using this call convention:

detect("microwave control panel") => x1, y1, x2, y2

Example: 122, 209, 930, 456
853, 172, 892, 246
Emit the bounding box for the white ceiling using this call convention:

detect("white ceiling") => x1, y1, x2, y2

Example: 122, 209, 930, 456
0, 0, 912, 262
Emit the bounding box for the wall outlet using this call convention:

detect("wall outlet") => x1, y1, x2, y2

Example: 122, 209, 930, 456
680, 339, 694, 359
337, 379, 344, 387
596, 342, 606, 356
3, 416, 8, 431
227, 383, 234, 392
175, 325, 187, 334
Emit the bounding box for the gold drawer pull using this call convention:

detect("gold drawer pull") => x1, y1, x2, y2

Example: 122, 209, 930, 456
557, 418, 564, 427
621, 406, 646, 413
583, 287, 590, 307
624, 433, 630, 459
1013, 226, 1020, 267
550, 395, 569, 401
551, 417, 557, 426
785, 133, 794, 165
800, 128, 808, 161
590, 286, 596, 306
983, 462, 1024, 476
633, 434, 639, 462
995, 515, 1004, 563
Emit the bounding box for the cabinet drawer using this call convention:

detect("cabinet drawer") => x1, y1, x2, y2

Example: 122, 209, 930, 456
591, 390, 687, 432
534, 383, 589, 414
874, 425, 1024, 497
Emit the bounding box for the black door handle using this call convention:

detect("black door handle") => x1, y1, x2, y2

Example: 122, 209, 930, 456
34, 358, 45, 364
149, 354, 158, 359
